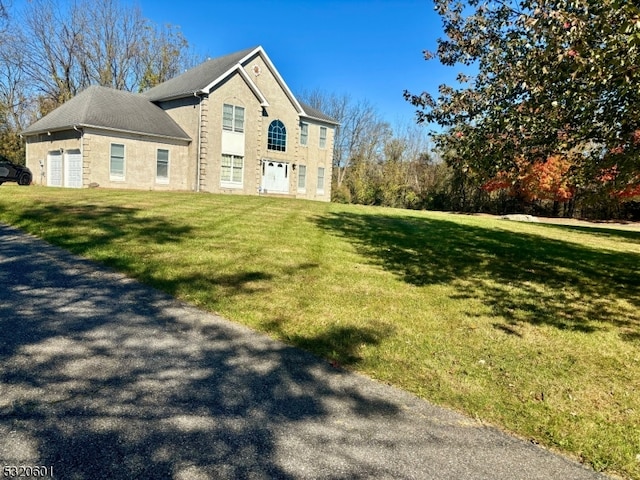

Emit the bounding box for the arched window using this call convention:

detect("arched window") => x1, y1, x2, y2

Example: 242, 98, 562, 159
267, 120, 286, 152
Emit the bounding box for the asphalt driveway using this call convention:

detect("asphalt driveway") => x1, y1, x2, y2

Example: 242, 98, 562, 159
0, 223, 610, 479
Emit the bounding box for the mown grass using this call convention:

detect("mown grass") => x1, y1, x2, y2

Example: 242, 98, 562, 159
1, 185, 639, 479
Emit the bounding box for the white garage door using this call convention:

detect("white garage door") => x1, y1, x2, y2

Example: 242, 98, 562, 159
47, 151, 62, 187
64, 149, 82, 188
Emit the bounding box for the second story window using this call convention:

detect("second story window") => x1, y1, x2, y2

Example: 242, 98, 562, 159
268, 120, 286, 152
223, 104, 244, 132
300, 122, 309, 146
319, 126, 327, 149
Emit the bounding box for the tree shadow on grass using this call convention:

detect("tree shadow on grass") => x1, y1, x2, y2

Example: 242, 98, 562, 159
0, 223, 406, 479
0, 202, 193, 253
263, 319, 394, 368
534, 222, 640, 244
314, 211, 640, 338
0, 202, 283, 307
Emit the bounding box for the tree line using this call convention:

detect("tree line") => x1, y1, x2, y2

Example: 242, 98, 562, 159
299, 90, 453, 211
0, 0, 197, 164
302, 87, 639, 220
310, 0, 640, 220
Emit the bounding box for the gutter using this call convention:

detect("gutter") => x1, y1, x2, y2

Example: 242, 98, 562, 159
23, 124, 190, 144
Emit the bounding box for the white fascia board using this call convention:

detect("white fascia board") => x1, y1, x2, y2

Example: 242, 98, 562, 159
202, 67, 238, 95
299, 114, 341, 127
247, 47, 304, 115
236, 66, 270, 107
201, 46, 263, 96
201, 45, 303, 114
23, 124, 191, 144
202, 63, 270, 107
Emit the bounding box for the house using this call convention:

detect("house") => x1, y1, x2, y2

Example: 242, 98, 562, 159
22, 46, 338, 201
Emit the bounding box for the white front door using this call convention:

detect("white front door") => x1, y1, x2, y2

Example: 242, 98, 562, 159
64, 149, 82, 188
261, 161, 289, 194
47, 151, 62, 187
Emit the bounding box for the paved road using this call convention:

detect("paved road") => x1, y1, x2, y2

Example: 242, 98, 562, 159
0, 223, 610, 479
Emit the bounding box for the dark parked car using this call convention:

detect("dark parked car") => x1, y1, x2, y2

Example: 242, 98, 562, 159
0, 155, 32, 186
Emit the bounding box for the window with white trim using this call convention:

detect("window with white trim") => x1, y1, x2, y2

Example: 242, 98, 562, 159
223, 104, 244, 132
110, 143, 125, 180
221, 154, 244, 187
156, 149, 169, 183
297, 164, 306, 191
317, 167, 325, 193
268, 120, 286, 151
300, 122, 309, 146
319, 126, 327, 149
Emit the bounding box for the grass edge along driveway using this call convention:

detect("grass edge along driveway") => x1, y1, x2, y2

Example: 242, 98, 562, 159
1, 186, 639, 479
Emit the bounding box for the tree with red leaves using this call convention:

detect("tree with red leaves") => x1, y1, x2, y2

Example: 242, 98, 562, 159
406, 0, 640, 204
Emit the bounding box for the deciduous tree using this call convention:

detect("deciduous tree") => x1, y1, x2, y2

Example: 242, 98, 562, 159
0, 0, 198, 162
7, 0, 196, 112
299, 90, 390, 188
405, 0, 640, 196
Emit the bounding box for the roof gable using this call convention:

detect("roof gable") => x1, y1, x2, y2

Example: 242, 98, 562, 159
22, 86, 191, 141
142, 46, 337, 124
143, 46, 258, 102
235, 47, 304, 117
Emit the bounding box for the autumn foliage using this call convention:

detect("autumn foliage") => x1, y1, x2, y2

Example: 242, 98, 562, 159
599, 166, 640, 199
407, 0, 640, 217
482, 155, 574, 203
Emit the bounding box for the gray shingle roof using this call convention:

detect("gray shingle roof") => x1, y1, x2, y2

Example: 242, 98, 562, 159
144, 46, 337, 125
299, 101, 339, 125
143, 46, 259, 102
22, 86, 191, 141
23, 47, 337, 139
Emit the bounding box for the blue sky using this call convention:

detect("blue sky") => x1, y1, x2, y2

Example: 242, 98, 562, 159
136, 0, 459, 131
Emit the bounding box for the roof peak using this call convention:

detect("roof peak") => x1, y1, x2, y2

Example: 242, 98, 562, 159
143, 45, 263, 102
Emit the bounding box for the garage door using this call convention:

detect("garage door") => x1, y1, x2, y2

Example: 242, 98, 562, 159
47, 151, 62, 187
64, 149, 82, 188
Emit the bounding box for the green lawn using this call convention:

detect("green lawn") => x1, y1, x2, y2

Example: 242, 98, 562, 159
1, 186, 639, 479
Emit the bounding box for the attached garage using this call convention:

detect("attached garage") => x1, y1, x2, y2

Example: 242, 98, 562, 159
22, 86, 192, 190
64, 149, 83, 188
44, 149, 82, 187
46, 151, 62, 187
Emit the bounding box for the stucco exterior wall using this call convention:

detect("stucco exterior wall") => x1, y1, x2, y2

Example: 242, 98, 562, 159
26, 131, 82, 186
83, 129, 191, 190
205, 70, 266, 195
26, 129, 191, 190
296, 121, 334, 201
192, 50, 335, 201
243, 52, 334, 201
245, 53, 302, 166
154, 97, 200, 191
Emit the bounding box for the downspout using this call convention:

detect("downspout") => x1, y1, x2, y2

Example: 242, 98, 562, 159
195, 92, 202, 192
73, 125, 84, 187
